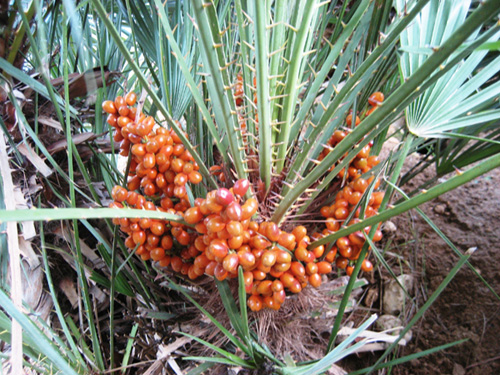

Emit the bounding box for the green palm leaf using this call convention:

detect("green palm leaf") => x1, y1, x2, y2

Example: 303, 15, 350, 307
396, 0, 500, 138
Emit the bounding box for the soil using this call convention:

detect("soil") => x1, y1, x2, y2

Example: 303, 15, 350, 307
387, 165, 500, 375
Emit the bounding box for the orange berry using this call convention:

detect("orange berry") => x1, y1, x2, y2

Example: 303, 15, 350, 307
261, 250, 277, 267
309, 273, 322, 288
273, 289, 286, 304
334, 207, 349, 220
151, 247, 166, 261
292, 226, 307, 242
320, 206, 331, 218
228, 235, 244, 249
289, 279, 302, 294
336, 257, 348, 269
290, 262, 305, 278
222, 253, 239, 273
349, 231, 366, 247
170, 256, 183, 272
241, 198, 258, 220
132, 230, 146, 245
306, 262, 318, 275
248, 295, 263, 311
278, 232, 296, 250
368, 92, 384, 106
226, 202, 243, 221
346, 265, 355, 276
233, 179, 250, 196
143, 153, 156, 169
214, 263, 228, 281
264, 295, 280, 310
204, 261, 217, 276
265, 222, 281, 242
312, 245, 324, 258
273, 262, 291, 273
276, 249, 292, 264
209, 239, 229, 258
325, 247, 338, 263
159, 256, 171, 268
361, 259, 373, 272
317, 261, 332, 274
252, 269, 267, 281
188, 171, 202, 184
125, 92, 137, 106
102, 100, 117, 114
257, 280, 273, 296
294, 247, 309, 262
238, 250, 256, 269
215, 188, 234, 206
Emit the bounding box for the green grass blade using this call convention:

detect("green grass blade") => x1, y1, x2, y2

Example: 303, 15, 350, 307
40, 225, 87, 368
215, 278, 247, 344
183, 355, 247, 367
167, 279, 250, 356
237, 267, 251, 345
179, 332, 253, 368
185, 362, 215, 375
283, 315, 378, 375
291, 0, 372, 141
0, 208, 184, 223
254, 0, 272, 190
0, 289, 81, 375
121, 323, 139, 374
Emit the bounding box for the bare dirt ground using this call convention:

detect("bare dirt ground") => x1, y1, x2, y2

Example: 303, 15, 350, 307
388, 166, 500, 375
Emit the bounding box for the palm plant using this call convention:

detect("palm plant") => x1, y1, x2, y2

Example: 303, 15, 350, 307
1, 0, 500, 374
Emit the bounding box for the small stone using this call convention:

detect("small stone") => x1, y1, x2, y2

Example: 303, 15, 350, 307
377, 314, 403, 331
382, 221, 397, 233
376, 314, 413, 344
383, 275, 414, 315
453, 363, 466, 375
364, 287, 379, 307
434, 204, 447, 214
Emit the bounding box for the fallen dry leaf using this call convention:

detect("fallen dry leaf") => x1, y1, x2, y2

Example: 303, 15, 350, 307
18, 142, 53, 177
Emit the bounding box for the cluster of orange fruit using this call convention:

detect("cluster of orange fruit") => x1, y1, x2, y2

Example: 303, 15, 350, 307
319, 92, 384, 180
103, 92, 203, 266
104, 90, 385, 311
316, 92, 386, 276
319, 178, 384, 276
234, 74, 259, 132
182, 183, 339, 311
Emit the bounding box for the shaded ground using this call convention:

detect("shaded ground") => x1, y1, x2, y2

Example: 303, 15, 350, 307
389, 166, 500, 375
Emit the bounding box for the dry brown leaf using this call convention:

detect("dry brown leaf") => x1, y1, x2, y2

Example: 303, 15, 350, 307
47, 131, 101, 154
158, 335, 196, 359
142, 360, 165, 375
53, 224, 101, 265
59, 278, 79, 309
18, 237, 39, 268
17, 143, 53, 177
0, 131, 23, 375
37, 115, 63, 131
14, 187, 36, 240
51, 68, 120, 99
167, 358, 183, 375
